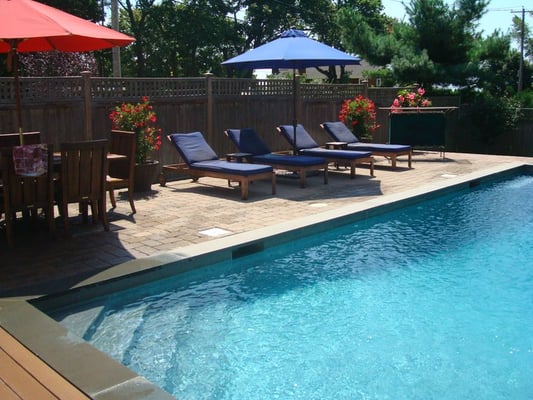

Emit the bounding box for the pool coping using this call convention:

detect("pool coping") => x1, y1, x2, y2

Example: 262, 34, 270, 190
1, 161, 531, 400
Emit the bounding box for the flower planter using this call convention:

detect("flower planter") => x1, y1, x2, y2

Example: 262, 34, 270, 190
134, 160, 159, 192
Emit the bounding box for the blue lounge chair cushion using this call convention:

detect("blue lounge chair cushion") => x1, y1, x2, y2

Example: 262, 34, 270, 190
190, 160, 272, 176
278, 124, 320, 149
322, 121, 411, 153
226, 128, 326, 167
226, 128, 271, 156
169, 132, 218, 164
169, 132, 273, 176
321, 121, 360, 143
299, 147, 371, 160
346, 142, 411, 153
252, 153, 326, 166
278, 124, 372, 159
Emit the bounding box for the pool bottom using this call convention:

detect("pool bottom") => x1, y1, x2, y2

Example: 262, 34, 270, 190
1, 162, 531, 400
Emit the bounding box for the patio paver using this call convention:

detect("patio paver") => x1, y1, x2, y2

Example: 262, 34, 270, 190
0, 151, 531, 298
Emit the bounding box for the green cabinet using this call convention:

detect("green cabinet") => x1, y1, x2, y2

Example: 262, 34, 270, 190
389, 113, 446, 147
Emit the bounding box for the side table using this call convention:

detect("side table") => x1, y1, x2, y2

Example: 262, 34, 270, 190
324, 141, 348, 150
225, 152, 252, 186
226, 152, 253, 163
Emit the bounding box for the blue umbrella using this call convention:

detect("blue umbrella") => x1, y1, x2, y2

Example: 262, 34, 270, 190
222, 29, 361, 154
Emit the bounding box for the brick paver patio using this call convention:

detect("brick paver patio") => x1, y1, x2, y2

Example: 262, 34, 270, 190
1, 151, 531, 298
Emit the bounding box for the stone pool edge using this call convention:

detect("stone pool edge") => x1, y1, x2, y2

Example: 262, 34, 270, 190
1, 161, 531, 400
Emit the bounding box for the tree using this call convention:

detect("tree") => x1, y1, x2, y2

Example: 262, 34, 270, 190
118, 0, 242, 77
39, 0, 104, 21
338, 0, 489, 87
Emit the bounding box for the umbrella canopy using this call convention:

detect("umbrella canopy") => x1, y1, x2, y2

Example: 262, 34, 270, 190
222, 29, 361, 154
222, 29, 360, 70
0, 0, 135, 140
0, 0, 134, 52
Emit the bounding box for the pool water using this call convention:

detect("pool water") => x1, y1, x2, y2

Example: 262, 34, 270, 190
52, 175, 533, 400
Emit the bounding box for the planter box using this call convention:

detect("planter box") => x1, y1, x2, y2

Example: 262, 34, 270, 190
134, 160, 159, 192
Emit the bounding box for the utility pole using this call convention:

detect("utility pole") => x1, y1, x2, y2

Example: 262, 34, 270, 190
512, 7, 527, 92
111, 0, 122, 77
518, 7, 525, 92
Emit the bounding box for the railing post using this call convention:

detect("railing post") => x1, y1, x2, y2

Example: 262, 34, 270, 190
81, 71, 93, 140
362, 80, 368, 97
205, 73, 213, 141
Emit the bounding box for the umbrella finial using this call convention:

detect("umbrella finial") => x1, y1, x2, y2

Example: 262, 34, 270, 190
280, 29, 307, 38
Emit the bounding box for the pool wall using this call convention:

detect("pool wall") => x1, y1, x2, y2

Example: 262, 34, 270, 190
1, 161, 531, 400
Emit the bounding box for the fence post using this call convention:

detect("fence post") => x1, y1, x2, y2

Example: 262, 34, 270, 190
81, 71, 93, 140
205, 73, 213, 141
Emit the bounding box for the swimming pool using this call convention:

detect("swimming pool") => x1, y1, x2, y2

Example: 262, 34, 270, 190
49, 173, 533, 400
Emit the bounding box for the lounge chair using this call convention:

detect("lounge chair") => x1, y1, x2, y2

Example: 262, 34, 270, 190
321, 121, 412, 169
167, 131, 275, 200
224, 128, 328, 188
276, 124, 374, 178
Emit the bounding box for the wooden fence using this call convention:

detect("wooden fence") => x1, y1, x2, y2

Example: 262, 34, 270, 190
0, 74, 531, 174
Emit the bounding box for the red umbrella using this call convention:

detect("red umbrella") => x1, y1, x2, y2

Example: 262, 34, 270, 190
0, 0, 135, 142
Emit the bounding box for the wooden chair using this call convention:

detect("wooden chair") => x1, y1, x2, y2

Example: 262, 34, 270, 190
0, 144, 55, 247
60, 140, 109, 236
0, 132, 41, 147
106, 130, 136, 214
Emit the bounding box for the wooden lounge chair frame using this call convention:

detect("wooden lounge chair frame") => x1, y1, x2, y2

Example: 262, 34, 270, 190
276, 125, 374, 179
320, 122, 412, 169
224, 128, 328, 188
165, 133, 276, 200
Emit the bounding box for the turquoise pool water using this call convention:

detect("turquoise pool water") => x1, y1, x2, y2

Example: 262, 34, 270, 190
52, 175, 533, 400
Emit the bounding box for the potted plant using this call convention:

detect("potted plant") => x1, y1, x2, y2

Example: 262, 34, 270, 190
109, 96, 162, 191
338, 94, 379, 141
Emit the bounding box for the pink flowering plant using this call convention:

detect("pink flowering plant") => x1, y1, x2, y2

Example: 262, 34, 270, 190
338, 94, 380, 140
109, 96, 162, 164
390, 87, 432, 113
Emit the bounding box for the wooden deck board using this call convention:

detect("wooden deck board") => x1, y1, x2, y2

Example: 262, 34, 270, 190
0, 327, 90, 400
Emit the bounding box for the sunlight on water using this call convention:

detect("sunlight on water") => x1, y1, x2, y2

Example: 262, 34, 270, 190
54, 175, 533, 400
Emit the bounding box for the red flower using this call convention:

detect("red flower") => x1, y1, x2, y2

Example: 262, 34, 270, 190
109, 96, 162, 164
338, 95, 380, 140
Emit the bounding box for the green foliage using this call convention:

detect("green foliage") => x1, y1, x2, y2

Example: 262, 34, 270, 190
362, 68, 395, 87
339, 0, 490, 88
40, 0, 104, 21
119, 0, 242, 77
514, 89, 533, 108
461, 92, 522, 144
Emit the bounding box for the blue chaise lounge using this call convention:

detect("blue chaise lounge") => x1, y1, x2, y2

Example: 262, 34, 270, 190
277, 124, 374, 178
167, 132, 276, 199
321, 121, 412, 169
224, 128, 328, 188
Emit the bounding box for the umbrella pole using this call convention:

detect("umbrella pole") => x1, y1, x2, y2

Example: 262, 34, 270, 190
14, 56, 24, 145
292, 70, 297, 155
9, 41, 24, 145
